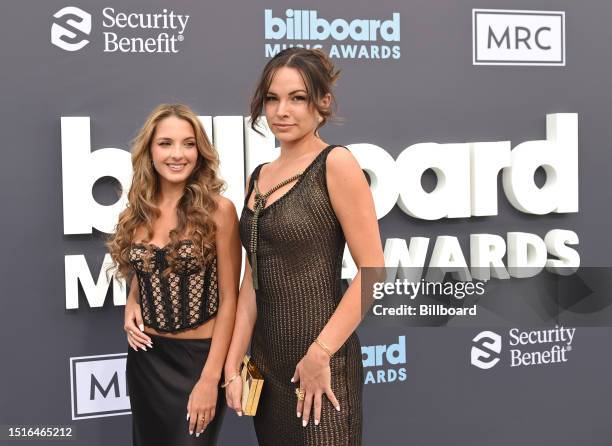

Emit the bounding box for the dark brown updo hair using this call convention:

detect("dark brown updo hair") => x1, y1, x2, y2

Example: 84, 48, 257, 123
250, 47, 341, 135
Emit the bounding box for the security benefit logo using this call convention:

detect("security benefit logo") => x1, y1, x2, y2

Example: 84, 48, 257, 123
362, 336, 407, 384
69, 354, 130, 420
470, 331, 502, 370
470, 326, 575, 370
51, 6, 190, 53
472, 9, 565, 66
51, 6, 92, 51
264, 9, 400, 60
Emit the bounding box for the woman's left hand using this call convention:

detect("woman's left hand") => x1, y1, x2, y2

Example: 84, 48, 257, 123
187, 376, 219, 436
292, 344, 340, 427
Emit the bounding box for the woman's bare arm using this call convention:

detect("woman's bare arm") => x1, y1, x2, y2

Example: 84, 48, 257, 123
199, 197, 241, 381
316, 146, 384, 354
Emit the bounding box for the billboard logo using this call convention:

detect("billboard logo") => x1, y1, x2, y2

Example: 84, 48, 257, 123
470, 330, 502, 369
70, 353, 130, 420
362, 335, 407, 384
51, 6, 92, 52
472, 9, 565, 66
265, 9, 399, 42
264, 9, 401, 60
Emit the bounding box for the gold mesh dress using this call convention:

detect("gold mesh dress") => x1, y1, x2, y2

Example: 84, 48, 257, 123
239, 145, 363, 445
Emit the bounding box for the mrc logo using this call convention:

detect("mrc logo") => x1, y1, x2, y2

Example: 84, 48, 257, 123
69, 353, 130, 420
51, 6, 92, 51
472, 9, 565, 66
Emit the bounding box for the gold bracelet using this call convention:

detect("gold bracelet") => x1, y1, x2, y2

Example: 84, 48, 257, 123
221, 372, 240, 388
314, 338, 333, 358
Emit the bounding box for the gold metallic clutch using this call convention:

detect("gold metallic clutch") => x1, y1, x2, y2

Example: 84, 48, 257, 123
240, 355, 264, 416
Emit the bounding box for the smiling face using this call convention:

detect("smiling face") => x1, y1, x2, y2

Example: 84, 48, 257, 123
150, 116, 199, 186
264, 66, 330, 144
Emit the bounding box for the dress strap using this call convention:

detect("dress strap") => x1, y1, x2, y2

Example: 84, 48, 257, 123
319, 145, 348, 185
244, 163, 266, 207
320, 144, 346, 162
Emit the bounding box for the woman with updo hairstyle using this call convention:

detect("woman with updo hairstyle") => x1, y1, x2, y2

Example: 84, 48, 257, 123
107, 103, 241, 445
223, 48, 384, 445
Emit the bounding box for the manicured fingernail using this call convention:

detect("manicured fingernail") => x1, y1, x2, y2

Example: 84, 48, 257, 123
186, 413, 190, 421
297, 412, 301, 418
238, 412, 242, 417
189, 431, 193, 435
290, 377, 294, 383
148, 343, 153, 348
141, 346, 147, 351
302, 420, 308, 427
336, 405, 341, 411
315, 419, 319, 426
196, 432, 200, 438
133, 347, 138, 352
139, 324, 144, 331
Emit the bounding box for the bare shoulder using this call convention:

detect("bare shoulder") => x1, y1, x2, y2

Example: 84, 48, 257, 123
212, 195, 238, 227
326, 145, 362, 178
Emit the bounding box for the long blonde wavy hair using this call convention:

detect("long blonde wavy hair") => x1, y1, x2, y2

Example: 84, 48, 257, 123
106, 104, 225, 280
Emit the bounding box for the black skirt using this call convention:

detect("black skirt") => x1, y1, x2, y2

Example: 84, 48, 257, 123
126, 334, 225, 446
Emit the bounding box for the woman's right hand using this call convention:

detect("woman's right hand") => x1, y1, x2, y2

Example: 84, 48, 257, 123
124, 298, 152, 351
224, 372, 243, 416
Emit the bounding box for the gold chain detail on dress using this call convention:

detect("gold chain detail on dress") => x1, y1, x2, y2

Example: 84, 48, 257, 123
249, 172, 302, 290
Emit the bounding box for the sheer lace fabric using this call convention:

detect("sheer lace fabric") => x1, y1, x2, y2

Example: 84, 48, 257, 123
129, 240, 218, 332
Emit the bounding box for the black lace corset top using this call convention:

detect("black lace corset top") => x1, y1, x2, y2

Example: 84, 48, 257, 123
129, 240, 219, 333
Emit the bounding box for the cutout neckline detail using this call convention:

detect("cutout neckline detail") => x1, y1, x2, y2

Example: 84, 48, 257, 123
244, 145, 333, 215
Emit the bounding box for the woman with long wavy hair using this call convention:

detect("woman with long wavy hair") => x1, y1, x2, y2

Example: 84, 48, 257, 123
107, 103, 241, 445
